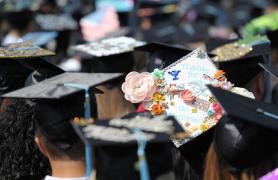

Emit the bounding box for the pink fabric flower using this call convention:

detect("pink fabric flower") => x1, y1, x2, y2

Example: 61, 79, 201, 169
212, 103, 221, 112
122, 72, 156, 103
181, 90, 195, 103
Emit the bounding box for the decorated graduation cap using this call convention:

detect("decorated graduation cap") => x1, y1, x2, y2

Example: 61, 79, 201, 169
72, 36, 145, 73
211, 35, 272, 102
21, 31, 58, 46
72, 111, 183, 180
121, 48, 241, 147
0, 41, 64, 95
1, 72, 123, 177
72, 112, 183, 145
208, 86, 278, 171
120, 48, 255, 175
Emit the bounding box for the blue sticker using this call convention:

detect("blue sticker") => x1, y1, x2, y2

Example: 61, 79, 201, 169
168, 70, 181, 80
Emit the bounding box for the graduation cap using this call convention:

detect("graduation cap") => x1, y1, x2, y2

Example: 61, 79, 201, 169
208, 86, 278, 171
211, 37, 272, 102
205, 38, 236, 52
2, 72, 123, 99
0, 41, 64, 95
72, 111, 183, 179
35, 13, 78, 31
72, 112, 183, 146
21, 31, 58, 46
1, 72, 124, 176
73, 36, 145, 58
72, 36, 145, 73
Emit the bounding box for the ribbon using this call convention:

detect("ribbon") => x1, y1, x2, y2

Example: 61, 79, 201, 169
63, 83, 93, 177
133, 128, 150, 180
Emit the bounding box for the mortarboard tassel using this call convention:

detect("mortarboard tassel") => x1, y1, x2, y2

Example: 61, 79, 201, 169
63, 83, 93, 177
256, 108, 278, 120
133, 128, 150, 180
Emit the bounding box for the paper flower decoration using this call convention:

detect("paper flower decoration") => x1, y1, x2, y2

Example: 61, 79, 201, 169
122, 72, 156, 103
180, 90, 195, 103
214, 70, 226, 81
152, 68, 165, 80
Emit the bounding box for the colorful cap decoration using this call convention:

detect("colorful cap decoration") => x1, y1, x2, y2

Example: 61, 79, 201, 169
122, 48, 242, 147
72, 36, 145, 57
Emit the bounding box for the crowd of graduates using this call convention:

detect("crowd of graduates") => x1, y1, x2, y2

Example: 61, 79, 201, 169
1, 0, 278, 180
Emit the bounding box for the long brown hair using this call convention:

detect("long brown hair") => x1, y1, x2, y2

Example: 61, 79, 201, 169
203, 143, 278, 180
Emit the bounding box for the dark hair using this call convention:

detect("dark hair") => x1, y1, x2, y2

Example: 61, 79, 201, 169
0, 99, 50, 180
36, 127, 85, 161
4, 10, 33, 33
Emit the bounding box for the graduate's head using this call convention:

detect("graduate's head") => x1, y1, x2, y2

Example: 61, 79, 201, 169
212, 39, 272, 101
1, 72, 123, 162
34, 92, 90, 161
203, 86, 278, 180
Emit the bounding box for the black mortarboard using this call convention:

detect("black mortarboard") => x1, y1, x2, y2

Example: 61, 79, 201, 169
205, 38, 236, 52
134, 42, 192, 71
2, 73, 123, 99
72, 112, 183, 146
72, 111, 183, 180
259, 63, 278, 80
72, 36, 145, 73
208, 86, 278, 171
21, 31, 58, 46
0, 42, 64, 95
212, 38, 272, 102
1, 72, 123, 176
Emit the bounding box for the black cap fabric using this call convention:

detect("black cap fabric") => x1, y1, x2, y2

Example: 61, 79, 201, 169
35, 92, 90, 148
2, 73, 123, 148
90, 112, 180, 180
212, 40, 271, 87
0, 42, 64, 94
0, 61, 32, 96
259, 63, 278, 80
208, 86, 278, 171
205, 38, 236, 52
0, 41, 64, 76
72, 111, 183, 146
135, 42, 215, 71
1, 72, 123, 99
134, 42, 192, 71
